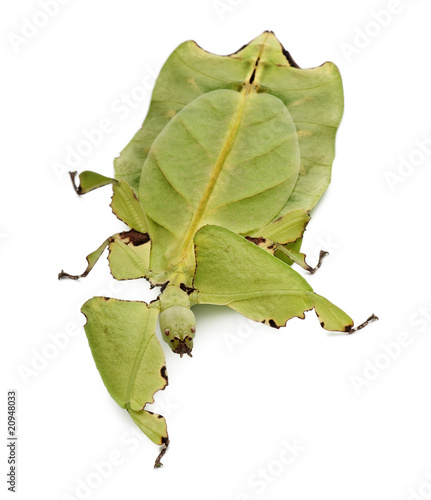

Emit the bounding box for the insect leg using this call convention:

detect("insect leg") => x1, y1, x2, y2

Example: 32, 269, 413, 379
58, 237, 110, 280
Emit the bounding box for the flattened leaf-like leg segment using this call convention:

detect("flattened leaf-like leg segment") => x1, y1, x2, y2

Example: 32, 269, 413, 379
245, 236, 327, 274
129, 411, 169, 468
249, 209, 310, 244
59, 229, 152, 281
248, 210, 327, 273
69, 170, 115, 194
193, 225, 375, 333
58, 237, 110, 280
313, 294, 353, 331
108, 230, 151, 280
110, 181, 149, 233
276, 245, 328, 274
314, 295, 378, 332
274, 238, 303, 267
69, 170, 149, 233
81, 297, 169, 465
128, 409, 168, 446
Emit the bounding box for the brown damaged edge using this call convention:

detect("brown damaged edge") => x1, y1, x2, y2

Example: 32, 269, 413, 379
191, 30, 301, 71
78, 291, 171, 469
246, 236, 266, 246
264, 307, 314, 329
160, 365, 169, 384
150, 365, 170, 467
119, 229, 150, 246
280, 45, 300, 68
179, 282, 195, 295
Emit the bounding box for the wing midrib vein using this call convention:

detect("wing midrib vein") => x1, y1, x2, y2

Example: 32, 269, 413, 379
174, 34, 271, 265
175, 93, 247, 263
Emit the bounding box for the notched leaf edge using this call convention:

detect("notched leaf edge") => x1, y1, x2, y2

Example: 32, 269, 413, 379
81, 298, 170, 468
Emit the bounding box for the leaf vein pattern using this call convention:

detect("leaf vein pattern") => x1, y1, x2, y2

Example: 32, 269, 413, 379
175, 53, 232, 83
126, 321, 152, 406
178, 118, 214, 161
228, 136, 290, 168
152, 154, 191, 207
294, 120, 337, 130
273, 77, 340, 93
211, 179, 288, 210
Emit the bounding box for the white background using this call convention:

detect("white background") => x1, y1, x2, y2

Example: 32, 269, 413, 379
2, 0, 431, 499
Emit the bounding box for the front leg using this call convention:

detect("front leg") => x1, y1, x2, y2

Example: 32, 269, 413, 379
59, 230, 151, 281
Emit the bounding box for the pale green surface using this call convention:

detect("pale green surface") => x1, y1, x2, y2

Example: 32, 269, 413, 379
313, 294, 354, 332
81, 298, 165, 410
111, 181, 149, 233
108, 231, 151, 280
193, 225, 353, 331
140, 88, 300, 279
274, 244, 312, 272
274, 237, 303, 267
61, 33, 359, 464
158, 286, 196, 356
251, 209, 310, 243
72, 171, 149, 233
81, 297, 168, 445
129, 408, 168, 446
115, 32, 343, 217
59, 231, 150, 281
75, 170, 114, 194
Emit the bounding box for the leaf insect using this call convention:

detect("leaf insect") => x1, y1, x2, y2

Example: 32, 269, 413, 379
59, 32, 377, 467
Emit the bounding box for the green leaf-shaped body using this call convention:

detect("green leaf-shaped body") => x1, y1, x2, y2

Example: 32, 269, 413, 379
116, 31, 343, 214
141, 88, 300, 283
60, 32, 376, 467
